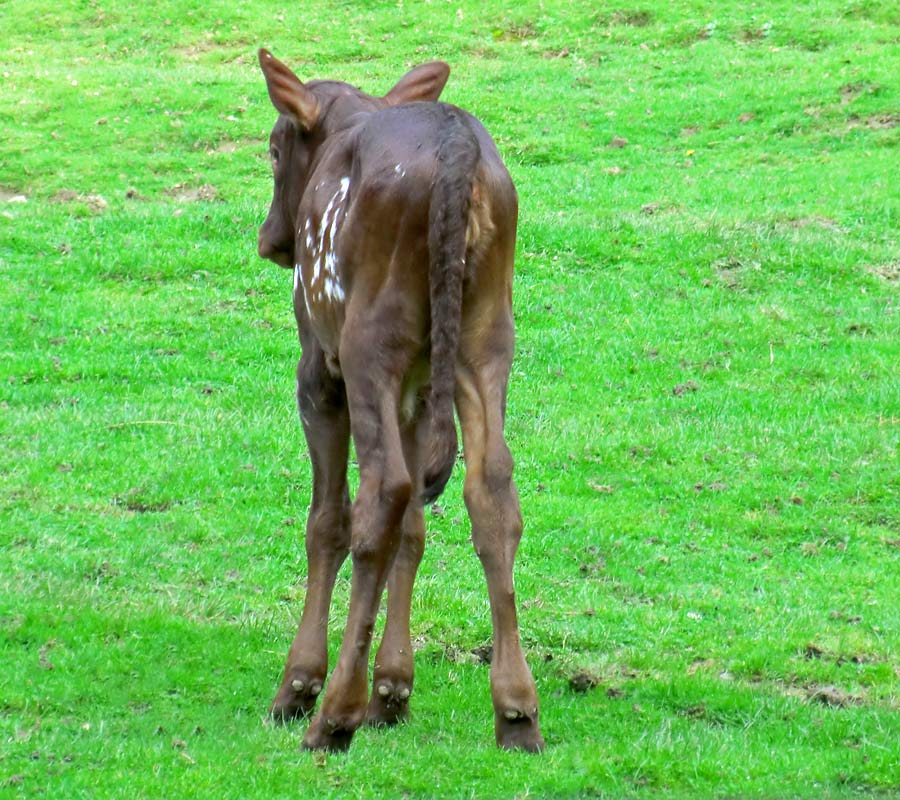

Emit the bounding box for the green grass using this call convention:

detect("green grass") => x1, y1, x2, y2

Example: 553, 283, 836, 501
2, 1, 899, 797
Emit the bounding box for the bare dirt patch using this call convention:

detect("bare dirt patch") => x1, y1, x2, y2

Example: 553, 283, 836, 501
597, 10, 653, 27
739, 25, 771, 43
786, 215, 844, 232
864, 112, 900, 129
68, 192, 106, 211
807, 685, 864, 707
112, 493, 173, 513
840, 82, 881, 105
579, 544, 607, 574
713, 256, 759, 290
165, 183, 218, 202
846, 112, 900, 131
50, 190, 108, 213
206, 137, 264, 156
492, 21, 539, 41
426, 642, 494, 666
672, 380, 699, 397
757, 673, 878, 708
52, 190, 80, 203
122, 498, 173, 513
804, 643, 870, 665
568, 670, 601, 693
38, 639, 60, 671
172, 38, 250, 63
2, 187, 28, 203
678, 702, 708, 719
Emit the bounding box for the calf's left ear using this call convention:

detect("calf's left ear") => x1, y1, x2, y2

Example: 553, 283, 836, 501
258, 48, 320, 130
384, 61, 451, 105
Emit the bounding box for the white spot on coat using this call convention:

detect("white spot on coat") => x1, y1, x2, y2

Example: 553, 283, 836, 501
299, 177, 351, 316
295, 262, 313, 319
314, 178, 349, 303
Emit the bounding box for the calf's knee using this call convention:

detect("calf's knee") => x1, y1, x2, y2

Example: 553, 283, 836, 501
463, 443, 516, 517
350, 473, 413, 563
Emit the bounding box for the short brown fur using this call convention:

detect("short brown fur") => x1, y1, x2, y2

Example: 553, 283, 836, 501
256, 49, 543, 753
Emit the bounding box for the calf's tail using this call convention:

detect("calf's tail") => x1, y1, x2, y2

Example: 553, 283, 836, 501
421, 108, 480, 504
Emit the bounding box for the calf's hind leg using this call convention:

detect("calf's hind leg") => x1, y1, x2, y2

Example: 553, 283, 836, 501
302, 332, 413, 751
270, 349, 351, 721
456, 338, 544, 753
367, 417, 428, 726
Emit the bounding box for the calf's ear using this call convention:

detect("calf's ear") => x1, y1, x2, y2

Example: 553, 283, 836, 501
258, 49, 320, 130
384, 61, 450, 105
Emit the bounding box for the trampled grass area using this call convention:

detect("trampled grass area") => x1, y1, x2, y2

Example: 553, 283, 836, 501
2, 1, 899, 797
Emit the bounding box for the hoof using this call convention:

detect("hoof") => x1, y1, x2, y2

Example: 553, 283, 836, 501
269, 674, 324, 723
495, 708, 545, 753
366, 680, 411, 727
302, 714, 356, 753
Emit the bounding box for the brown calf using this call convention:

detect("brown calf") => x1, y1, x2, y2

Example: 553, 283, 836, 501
255, 49, 543, 753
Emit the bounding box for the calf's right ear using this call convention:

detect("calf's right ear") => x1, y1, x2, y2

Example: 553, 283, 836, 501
258, 49, 320, 131
384, 61, 450, 105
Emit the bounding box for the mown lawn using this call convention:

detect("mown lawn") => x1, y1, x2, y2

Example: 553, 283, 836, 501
2, 1, 899, 797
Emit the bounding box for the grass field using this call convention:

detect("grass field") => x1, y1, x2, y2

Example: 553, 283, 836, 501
2, 1, 899, 797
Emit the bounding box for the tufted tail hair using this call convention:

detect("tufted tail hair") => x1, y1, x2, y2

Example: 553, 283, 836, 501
421, 107, 480, 505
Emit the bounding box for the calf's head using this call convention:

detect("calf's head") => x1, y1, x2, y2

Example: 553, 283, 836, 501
256, 49, 451, 268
